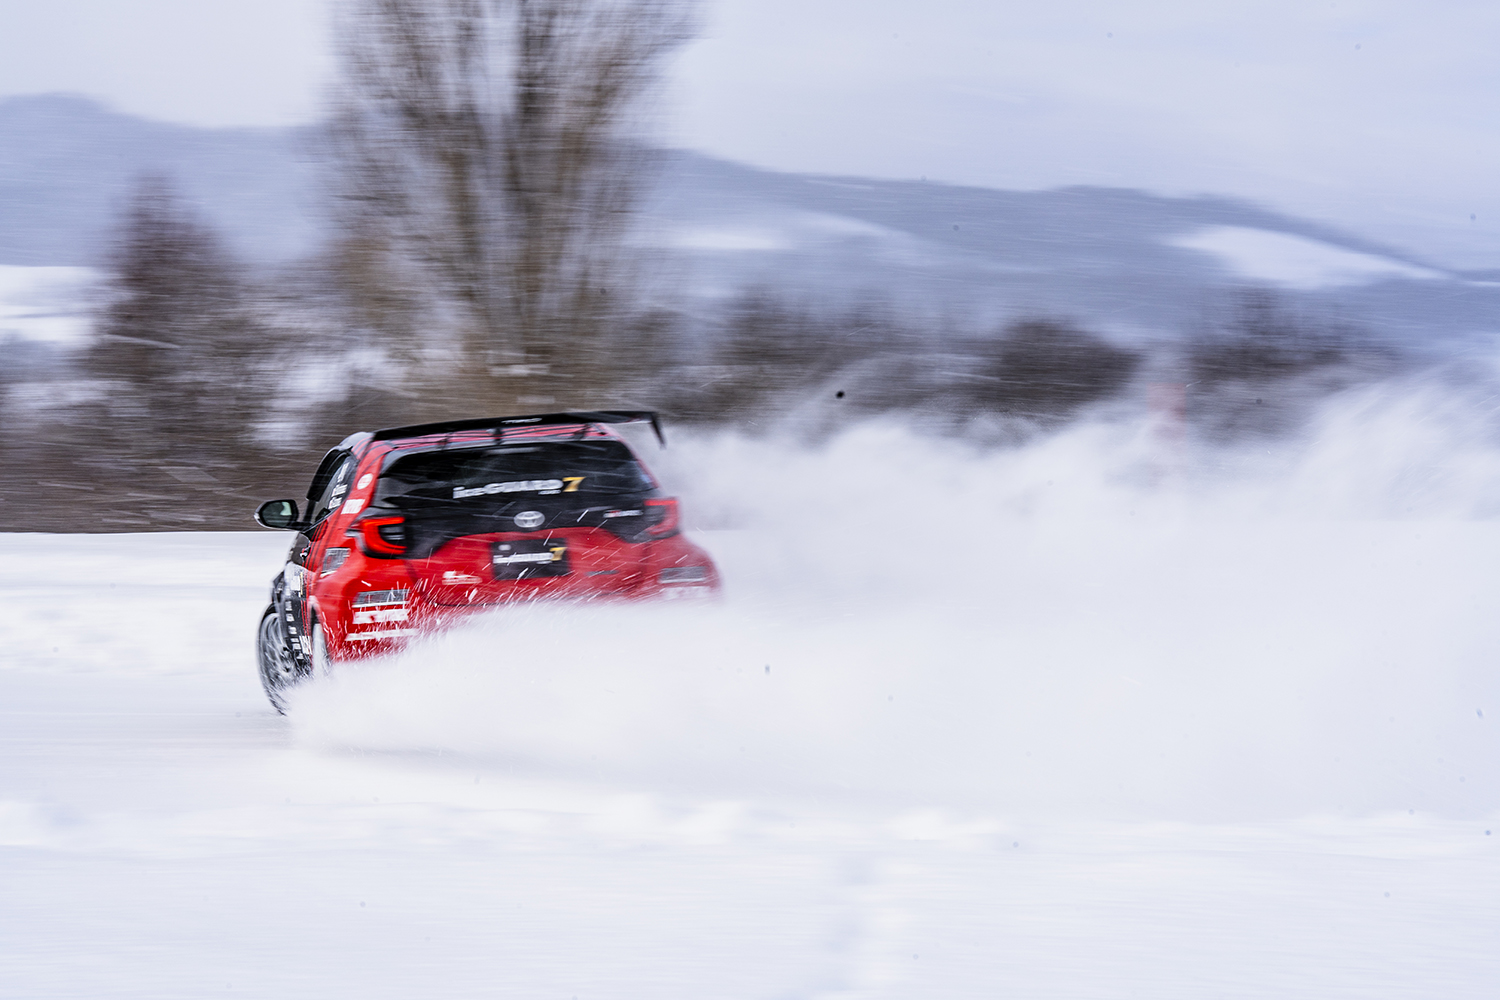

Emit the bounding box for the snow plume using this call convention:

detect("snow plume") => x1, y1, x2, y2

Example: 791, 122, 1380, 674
290, 379, 1500, 821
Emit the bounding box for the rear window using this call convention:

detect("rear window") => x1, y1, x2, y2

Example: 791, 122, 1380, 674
376, 440, 654, 503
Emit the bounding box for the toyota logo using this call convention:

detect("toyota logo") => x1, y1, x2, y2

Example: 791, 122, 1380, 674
513, 510, 545, 530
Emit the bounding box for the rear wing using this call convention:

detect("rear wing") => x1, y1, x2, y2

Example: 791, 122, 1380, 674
371, 411, 666, 447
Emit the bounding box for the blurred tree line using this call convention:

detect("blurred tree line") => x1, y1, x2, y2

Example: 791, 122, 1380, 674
0, 0, 1398, 531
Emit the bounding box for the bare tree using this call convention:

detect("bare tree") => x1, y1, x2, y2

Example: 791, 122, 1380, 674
0, 173, 309, 530
330, 0, 696, 402
85, 175, 272, 459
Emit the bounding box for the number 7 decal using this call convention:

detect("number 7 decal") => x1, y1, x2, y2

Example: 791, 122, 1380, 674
562, 477, 584, 492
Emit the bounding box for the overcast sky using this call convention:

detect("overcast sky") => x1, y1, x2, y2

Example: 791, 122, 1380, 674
2, 0, 1497, 265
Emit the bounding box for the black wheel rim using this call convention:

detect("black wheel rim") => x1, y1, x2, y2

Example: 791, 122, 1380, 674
257, 612, 299, 712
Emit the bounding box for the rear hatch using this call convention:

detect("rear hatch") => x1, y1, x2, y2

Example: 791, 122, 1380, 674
368, 437, 671, 606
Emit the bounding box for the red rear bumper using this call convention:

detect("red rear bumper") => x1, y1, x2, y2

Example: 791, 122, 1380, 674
311, 528, 719, 661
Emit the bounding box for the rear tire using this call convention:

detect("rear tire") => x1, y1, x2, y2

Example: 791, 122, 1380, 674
309, 613, 331, 679
257, 606, 304, 714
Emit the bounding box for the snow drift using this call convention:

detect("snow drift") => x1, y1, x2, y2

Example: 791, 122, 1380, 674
288, 379, 1500, 821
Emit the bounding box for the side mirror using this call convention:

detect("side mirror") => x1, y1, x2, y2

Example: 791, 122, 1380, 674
255, 499, 304, 531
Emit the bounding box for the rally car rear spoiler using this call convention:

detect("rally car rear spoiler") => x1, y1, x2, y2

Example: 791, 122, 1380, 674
371, 411, 666, 447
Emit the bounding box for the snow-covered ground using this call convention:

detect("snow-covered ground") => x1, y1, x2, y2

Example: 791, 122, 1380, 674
1170, 227, 1444, 290
3, 395, 1499, 998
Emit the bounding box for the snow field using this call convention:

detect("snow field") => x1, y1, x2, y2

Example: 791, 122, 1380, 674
3, 386, 1499, 997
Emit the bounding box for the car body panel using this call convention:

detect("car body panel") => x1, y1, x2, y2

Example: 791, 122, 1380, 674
258, 415, 719, 677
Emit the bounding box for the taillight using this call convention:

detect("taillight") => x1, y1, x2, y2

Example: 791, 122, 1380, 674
644, 497, 680, 538
359, 516, 407, 556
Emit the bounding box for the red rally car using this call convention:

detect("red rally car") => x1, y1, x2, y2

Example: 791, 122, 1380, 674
253, 411, 720, 712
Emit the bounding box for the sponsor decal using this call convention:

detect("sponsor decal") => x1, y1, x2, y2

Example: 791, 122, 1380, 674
352, 607, 410, 625
329, 464, 352, 507
347, 628, 419, 641
492, 539, 570, 579
603, 509, 642, 518
441, 570, 484, 585
357, 473, 373, 489
493, 547, 564, 566
513, 510, 546, 530
453, 479, 563, 499
321, 547, 351, 576
341, 498, 365, 515
660, 586, 712, 600
352, 589, 409, 606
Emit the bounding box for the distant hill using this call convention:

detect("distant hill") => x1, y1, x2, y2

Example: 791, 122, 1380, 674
647, 154, 1499, 346
3, 93, 1496, 348
0, 94, 320, 265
